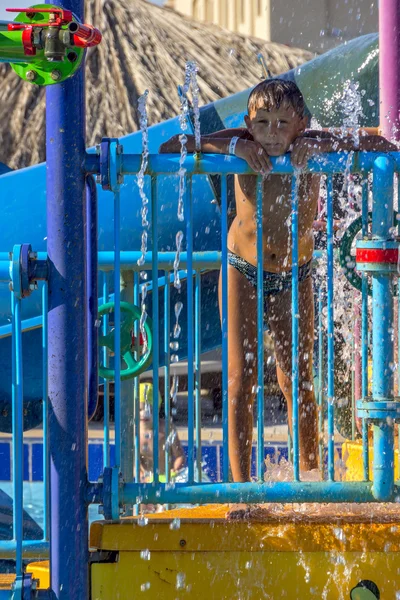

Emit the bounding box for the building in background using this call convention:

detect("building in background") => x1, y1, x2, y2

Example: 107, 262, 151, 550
168, 0, 377, 52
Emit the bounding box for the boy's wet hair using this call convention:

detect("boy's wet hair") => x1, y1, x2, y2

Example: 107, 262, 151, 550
247, 79, 305, 118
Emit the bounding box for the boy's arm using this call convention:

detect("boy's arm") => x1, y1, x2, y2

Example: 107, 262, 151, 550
170, 430, 186, 473
292, 131, 398, 168
159, 128, 250, 154
159, 128, 272, 174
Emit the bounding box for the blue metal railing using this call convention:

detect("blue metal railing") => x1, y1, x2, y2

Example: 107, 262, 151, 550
1, 150, 400, 567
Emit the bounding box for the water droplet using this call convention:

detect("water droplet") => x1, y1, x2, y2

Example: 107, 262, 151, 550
170, 518, 181, 530
140, 549, 151, 560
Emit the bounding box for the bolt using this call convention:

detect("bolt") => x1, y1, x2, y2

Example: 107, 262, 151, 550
29, 251, 37, 260
179, 539, 186, 547
29, 282, 38, 291
96, 174, 102, 184
117, 174, 124, 185
26, 70, 37, 82
95, 144, 101, 155
50, 70, 62, 82
8, 283, 13, 292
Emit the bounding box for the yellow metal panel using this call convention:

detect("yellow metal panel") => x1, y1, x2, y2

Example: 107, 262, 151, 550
343, 441, 400, 481
89, 504, 400, 553
91, 550, 400, 599
26, 560, 50, 590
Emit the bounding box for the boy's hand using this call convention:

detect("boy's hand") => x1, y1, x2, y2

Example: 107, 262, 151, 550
291, 137, 325, 169
235, 139, 272, 175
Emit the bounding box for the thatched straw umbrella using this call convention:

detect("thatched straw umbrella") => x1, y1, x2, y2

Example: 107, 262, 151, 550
0, 0, 312, 169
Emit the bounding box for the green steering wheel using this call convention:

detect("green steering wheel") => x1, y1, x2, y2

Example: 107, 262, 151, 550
98, 301, 153, 381
338, 211, 398, 297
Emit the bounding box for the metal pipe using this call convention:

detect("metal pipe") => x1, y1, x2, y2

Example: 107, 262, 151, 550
221, 176, 229, 482
379, 0, 400, 139
151, 177, 160, 485
186, 177, 195, 484
121, 481, 397, 505
86, 175, 98, 421
291, 176, 299, 481
256, 176, 265, 481
326, 176, 335, 481
371, 156, 395, 501
361, 180, 370, 480
120, 270, 134, 490
46, 0, 89, 591
117, 152, 400, 177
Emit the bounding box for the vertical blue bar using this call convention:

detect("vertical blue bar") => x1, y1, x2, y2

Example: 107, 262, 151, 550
134, 271, 140, 485
291, 176, 300, 482
164, 270, 171, 483
102, 272, 110, 468
371, 156, 395, 501
361, 180, 370, 480
220, 176, 229, 482
114, 190, 121, 468
11, 294, 23, 576
46, 17, 88, 595
195, 270, 202, 481
318, 286, 324, 472
327, 175, 335, 481
42, 284, 49, 540
186, 177, 195, 484
256, 176, 265, 481
151, 177, 160, 484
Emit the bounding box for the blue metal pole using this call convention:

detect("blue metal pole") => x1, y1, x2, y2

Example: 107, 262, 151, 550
11, 294, 23, 578
326, 176, 335, 482
164, 270, 171, 484
134, 271, 140, 486
221, 176, 229, 482
151, 177, 160, 484
102, 272, 110, 468
46, 0, 89, 591
256, 176, 265, 481
361, 180, 370, 481
186, 177, 195, 484
371, 156, 395, 501
113, 187, 121, 469
195, 270, 202, 481
318, 286, 324, 473
42, 283, 49, 540
291, 176, 299, 481
86, 175, 98, 421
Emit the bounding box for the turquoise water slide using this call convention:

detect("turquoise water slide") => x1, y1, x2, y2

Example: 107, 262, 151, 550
0, 34, 379, 432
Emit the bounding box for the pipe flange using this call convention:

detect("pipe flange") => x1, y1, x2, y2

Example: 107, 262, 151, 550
102, 466, 124, 520
356, 398, 400, 421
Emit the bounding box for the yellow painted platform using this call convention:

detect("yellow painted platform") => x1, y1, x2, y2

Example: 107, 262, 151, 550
343, 440, 400, 481
26, 561, 50, 590
90, 504, 400, 599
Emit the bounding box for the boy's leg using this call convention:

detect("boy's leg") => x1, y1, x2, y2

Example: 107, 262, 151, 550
218, 265, 257, 482
266, 276, 318, 472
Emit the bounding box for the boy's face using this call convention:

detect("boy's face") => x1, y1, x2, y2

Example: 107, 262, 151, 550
244, 103, 307, 155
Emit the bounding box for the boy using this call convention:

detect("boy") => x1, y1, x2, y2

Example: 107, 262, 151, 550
159, 79, 395, 509
139, 382, 186, 482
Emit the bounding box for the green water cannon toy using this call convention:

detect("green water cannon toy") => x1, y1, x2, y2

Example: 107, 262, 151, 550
0, 3, 101, 85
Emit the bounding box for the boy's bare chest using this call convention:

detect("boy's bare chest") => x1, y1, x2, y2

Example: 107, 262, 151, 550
235, 174, 318, 218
